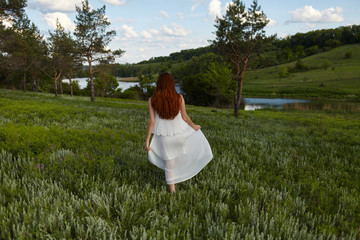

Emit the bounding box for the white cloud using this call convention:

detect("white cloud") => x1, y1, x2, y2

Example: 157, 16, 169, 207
288, 5, 344, 23
161, 23, 189, 37
30, 0, 83, 12
267, 18, 277, 27
44, 12, 75, 31
141, 29, 160, 40
141, 23, 189, 40
191, 0, 206, 11
141, 30, 152, 39
177, 12, 184, 20
306, 23, 316, 28
208, 0, 222, 20
118, 24, 138, 38
191, 3, 200, 11
160, 10, 169, 18
102, 0, 127, 6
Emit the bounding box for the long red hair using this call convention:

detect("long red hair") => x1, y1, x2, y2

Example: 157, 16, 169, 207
151, 72, 180, 119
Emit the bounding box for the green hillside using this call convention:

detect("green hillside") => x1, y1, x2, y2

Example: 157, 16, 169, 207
0, 90, 359, 238
243, 44, 360, 99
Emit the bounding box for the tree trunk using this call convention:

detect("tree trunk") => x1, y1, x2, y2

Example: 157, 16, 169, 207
59, 78, 63, 94
32, 71, 37, 91
90, 72, 95, 102
89, 61, 95, 102
36, 72, 39, 92
54, 73, 58, 97
23, 71, 26, 92
53, 69, 62, 97
233, 65, 246, 117
69, 72, 73, 97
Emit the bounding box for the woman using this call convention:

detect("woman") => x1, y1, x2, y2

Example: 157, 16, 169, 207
145, 72, 213, 193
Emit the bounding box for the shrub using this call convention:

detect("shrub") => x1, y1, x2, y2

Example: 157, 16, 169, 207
321, 60, 331, 70
345, 51, 353, 59
119, 85, 143, 100
181, 62, 234, 107
278, 65, 290, 78
295, 58, 308, 71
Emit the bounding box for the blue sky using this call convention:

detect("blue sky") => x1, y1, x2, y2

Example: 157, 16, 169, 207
24, 0, 360, 63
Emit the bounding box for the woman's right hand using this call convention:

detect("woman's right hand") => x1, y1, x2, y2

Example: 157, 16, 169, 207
144, 143, 151, 152
193, 125, 201, 131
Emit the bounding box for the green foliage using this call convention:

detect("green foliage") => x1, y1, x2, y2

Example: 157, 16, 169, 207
304, 45, 320, 56
94, 73, 119, 97
278, 65, 289, 78
295, 58, 308, 71
119, 85, 143, 100
0, 90, 359, 239
345, 51, 353, 59
139, 75, 155, 100
321, 59, 331, 70
0, 0, 26, 19
182, 62, 235, 107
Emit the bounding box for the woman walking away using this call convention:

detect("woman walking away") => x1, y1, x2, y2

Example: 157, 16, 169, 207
145, 72, 213, 193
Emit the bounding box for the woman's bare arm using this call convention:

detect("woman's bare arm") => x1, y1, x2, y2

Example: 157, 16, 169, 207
145, 98, 155, 151
180, 95, 201, 131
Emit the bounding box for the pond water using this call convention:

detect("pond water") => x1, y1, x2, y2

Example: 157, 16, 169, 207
64, 78, 359, 111
64, 78, 138, 90
242, 98, 309, 110
242, 98, 359, 111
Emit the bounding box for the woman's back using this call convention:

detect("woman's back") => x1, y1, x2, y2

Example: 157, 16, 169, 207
152, 110, 188, 136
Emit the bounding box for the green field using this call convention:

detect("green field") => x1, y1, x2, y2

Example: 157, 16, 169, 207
243, 44, 360, 99
0, 90, 359, 239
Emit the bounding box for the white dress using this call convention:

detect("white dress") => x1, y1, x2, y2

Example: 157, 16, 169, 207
148, 111, 213, 184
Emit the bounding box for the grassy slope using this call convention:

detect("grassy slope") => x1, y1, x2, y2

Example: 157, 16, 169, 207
0, 90, 359, 239
243, 44, 360, 99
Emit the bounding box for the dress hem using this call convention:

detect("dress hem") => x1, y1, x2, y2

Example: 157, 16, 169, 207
165, 153, 213, 185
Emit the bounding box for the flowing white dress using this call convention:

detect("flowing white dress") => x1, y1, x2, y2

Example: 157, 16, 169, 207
148, 111, 213, 184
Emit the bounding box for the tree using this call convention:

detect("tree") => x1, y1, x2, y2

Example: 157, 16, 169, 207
5, 15, 46, 92
0, 0, 26, 20
211, 0, 273, 116
74, 0, 124, 102
47, 20, 78, 97
0, 0, 28, 89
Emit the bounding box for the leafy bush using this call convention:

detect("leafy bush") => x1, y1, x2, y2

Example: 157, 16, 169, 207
321, 59, 331, 69
295, 58, 309, 71
345, 51, 353, 59
119, 85, 143, 100
278, 65, 290, 78
181, 62, 235, 107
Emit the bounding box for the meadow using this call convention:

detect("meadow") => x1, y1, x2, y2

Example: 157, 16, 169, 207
0, 89, 359, 239
243, 44, 360, 99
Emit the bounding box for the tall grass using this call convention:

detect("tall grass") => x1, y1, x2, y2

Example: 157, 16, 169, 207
0, 89, 359, 239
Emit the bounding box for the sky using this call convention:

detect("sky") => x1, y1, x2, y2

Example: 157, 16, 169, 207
24, 0, 360, 64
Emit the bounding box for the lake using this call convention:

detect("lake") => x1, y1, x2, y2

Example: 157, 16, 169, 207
64, 78, 359, 111
64, 78, 139, 91
242, 98, 309, 110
